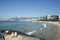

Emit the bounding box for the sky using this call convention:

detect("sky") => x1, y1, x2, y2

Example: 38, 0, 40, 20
0, 0, 60, 19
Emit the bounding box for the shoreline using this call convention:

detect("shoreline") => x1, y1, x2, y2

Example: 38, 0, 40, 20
38, 21, 60, 40
0, 21, 60, 40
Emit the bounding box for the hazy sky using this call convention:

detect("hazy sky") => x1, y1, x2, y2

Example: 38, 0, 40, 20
0, 0, 60, 19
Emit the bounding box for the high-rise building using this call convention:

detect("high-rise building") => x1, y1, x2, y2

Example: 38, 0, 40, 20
47, 15, 51, 20
58, 15, 60, 21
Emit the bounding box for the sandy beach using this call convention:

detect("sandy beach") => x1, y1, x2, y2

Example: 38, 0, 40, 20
39, 21, 60, 40
46, 21, 60, 40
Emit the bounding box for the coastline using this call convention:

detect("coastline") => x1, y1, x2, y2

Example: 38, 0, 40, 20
47, 21, 60, 40
1, 21, 60, 40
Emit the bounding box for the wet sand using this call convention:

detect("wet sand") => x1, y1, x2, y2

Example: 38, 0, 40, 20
39, 21, 60, 40
46, 21, 60, 40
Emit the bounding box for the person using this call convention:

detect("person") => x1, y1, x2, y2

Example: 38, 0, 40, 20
14, 32, 17, 37
0, 32, 5, 40
11, 32, 14, 38
5, 30, 9, 34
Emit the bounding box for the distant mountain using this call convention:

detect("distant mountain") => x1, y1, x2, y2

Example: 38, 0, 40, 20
8, 17, 40, 21
0, 18, 7, 21
8, 17, 20, 21
8, 17, 29, 21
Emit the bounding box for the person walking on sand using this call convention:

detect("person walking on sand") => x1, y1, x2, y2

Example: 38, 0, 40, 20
15, 32, 17, 37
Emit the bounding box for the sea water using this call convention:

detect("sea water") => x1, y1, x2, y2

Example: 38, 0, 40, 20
0, 21, 57, 40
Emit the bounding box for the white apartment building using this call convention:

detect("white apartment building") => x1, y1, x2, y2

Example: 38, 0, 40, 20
58, 15, 60, 21
47, 15, 51, 20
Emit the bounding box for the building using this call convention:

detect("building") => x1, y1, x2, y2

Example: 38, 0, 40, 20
46, 15, 58, 21
58, 15, 60, 21
39, 17, 47, 21
47, 15, 51, 20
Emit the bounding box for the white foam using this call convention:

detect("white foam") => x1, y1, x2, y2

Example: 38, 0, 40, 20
26, 30, 37, 35
42, 23, 47, 28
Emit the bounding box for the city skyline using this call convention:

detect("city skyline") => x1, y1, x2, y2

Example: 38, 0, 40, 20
0, 0, 60, 19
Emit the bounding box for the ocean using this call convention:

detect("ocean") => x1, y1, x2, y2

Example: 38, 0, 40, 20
0, 21, 57, 39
